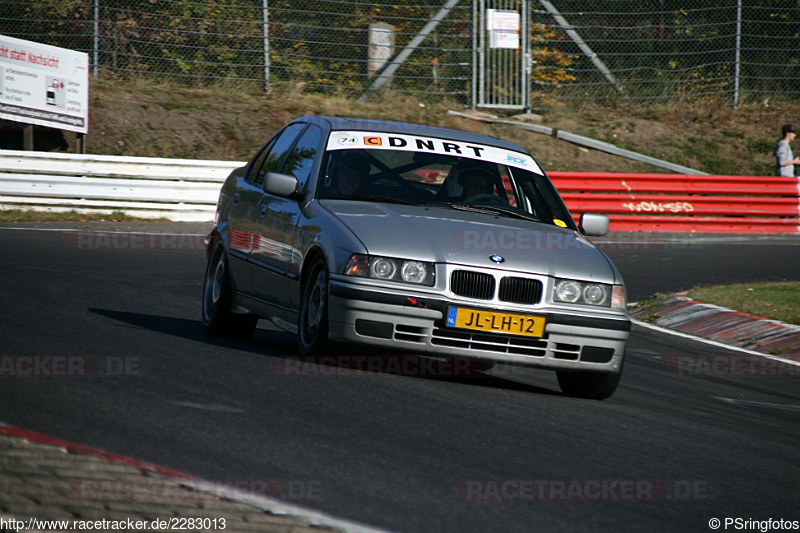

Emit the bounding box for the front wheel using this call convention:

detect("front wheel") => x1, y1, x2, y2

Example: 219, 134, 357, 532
557, 368, 622, 400
297, 257, 330, 355
202, 241, 257, 339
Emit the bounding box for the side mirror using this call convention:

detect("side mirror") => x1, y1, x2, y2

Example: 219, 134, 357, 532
264, 172, 300, 199
579, 213, 610, 237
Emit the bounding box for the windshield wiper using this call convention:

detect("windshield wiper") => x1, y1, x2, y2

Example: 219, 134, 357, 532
325, 195, 416, 205
445, 203, 540, 222
367, 196, 418, 205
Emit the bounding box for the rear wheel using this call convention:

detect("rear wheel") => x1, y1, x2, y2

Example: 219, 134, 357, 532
297, 256, 329, 355
557, 367, 622, 400
202, 241, 257, 339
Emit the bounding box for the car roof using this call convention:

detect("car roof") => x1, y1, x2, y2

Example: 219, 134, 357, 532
293, 115, 530, 154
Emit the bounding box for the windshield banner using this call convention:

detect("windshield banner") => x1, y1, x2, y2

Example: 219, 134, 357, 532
326, 131, 542, 174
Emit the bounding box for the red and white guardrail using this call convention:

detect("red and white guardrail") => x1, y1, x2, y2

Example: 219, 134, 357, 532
549, 172, 800, 234
1, 150, 799, 233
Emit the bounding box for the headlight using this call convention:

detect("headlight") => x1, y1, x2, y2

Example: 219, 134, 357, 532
554, 280, 581, 303
401, 261, 428, 284
583, 284, 609, 306
344, 254, 435, 286
554, 279, 621, 308
371, 257, 396, 279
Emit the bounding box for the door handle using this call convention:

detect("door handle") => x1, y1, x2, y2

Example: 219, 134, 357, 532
260, 204, 268, 217
233, 193, 240, 204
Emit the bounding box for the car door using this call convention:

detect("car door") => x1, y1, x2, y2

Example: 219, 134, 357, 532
250, 123, 323, 309
227, 124, 305, 296
226, 142, 273, 295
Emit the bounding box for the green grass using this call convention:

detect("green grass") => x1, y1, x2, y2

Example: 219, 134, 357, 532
0, 209, 167, 222
687, 281, 800, 325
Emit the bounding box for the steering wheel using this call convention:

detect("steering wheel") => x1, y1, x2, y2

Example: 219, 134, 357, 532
395, 176, 432, 202
463, 194, 506, 205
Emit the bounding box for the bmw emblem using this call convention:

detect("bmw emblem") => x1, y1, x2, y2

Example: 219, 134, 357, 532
489, 254, 505, 264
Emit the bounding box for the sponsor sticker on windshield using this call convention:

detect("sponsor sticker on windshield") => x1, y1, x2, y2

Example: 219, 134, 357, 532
327, 131, 542, 174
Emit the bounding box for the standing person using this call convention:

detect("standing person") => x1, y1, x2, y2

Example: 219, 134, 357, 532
774, 124, 800, 177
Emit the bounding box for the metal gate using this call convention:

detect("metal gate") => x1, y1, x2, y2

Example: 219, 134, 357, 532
474, 0, 530, 110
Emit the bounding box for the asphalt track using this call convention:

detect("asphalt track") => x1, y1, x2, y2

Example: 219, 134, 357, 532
1, 223, 798, 532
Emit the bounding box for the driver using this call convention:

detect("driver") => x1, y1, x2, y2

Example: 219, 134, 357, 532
330, 150, 370, 196
439, 165, 499, 202
459, 168, 495, 199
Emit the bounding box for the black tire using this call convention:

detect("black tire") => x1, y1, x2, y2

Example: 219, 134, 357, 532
297, 256, 329, 355
557, 368, 622, 400
202, 241, 258, 339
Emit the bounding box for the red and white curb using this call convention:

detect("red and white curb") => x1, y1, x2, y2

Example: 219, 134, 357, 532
0, 424, 393, 533
629, 292, 800, 363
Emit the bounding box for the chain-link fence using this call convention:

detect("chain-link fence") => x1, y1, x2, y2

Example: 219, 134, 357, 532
1, 0, 474, 101
530, 1, 800, 107
2, 0, 799, 108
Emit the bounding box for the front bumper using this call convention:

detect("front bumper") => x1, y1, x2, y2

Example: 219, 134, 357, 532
328, 279, 630, 373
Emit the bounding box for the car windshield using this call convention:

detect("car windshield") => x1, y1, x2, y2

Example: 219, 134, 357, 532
317, 140, 574, 229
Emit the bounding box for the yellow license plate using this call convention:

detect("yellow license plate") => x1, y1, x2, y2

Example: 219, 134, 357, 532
446, 307, 546, 337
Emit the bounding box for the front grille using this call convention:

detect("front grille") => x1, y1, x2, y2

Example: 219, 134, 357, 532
451, 270, 495, 300
499, 277, 543, 304
394, 324, 427, 343
431, 328, 548, 357
553, 343, 581, 360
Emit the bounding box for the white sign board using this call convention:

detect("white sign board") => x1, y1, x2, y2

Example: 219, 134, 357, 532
490, 31, 520, 49
487, 9, 520, 32
486, 9, 520, 50
0, 34, 89, 134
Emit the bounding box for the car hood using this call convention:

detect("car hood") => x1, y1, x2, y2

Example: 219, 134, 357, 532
320, 200, 619, 283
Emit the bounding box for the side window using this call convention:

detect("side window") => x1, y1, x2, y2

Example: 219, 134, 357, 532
280, 124, 322, 190
251, 123, 306, 186
247, 138, 276, 186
